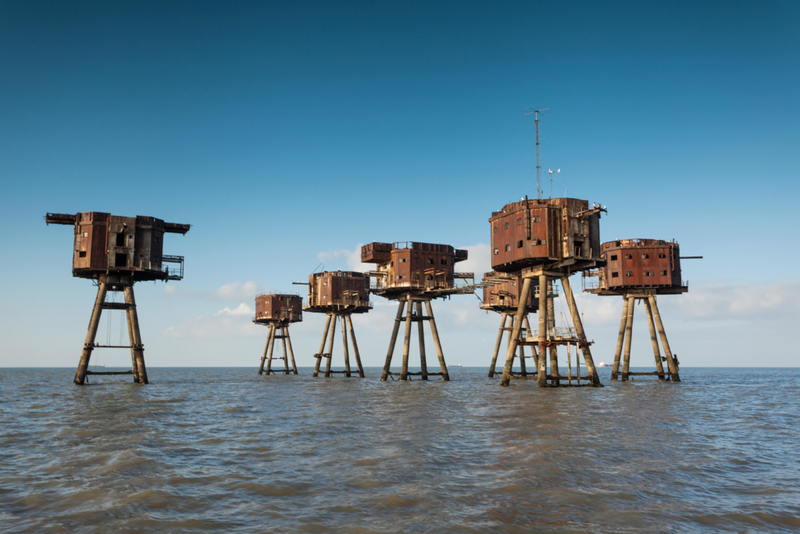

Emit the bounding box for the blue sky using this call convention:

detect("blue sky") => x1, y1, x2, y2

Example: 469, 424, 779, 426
2, 1, 798, 369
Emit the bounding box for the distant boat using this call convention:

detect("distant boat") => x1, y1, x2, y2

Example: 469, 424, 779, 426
597, 361, 610, 367
93, 364, 106, 368
452, 364, 462, 367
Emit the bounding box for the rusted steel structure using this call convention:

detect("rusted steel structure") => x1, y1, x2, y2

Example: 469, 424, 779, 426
254, 294, 303, 375
45, 212, 190, 385
482, 271, 539, 378
305, 271, 371, 378
583, 239, 687, 382
362, 242, 472, 381
489, 197, 605, 387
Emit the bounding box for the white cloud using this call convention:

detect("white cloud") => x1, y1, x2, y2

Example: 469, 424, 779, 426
164, 310, 262, 339
215, 281, 261, 299
317, 244, 370, 273
215, 303, 253, 316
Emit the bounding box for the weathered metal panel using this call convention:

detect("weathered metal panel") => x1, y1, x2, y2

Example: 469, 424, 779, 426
592, 239, 685, 294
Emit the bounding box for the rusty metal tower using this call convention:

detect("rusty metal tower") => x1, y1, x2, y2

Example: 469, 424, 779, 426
253, 293, 303, 375
46, 212, 190, 385
583, 239, 691, 382
304, 271, 371, 378
489, 197, 606, 387
362, 242, 473, 381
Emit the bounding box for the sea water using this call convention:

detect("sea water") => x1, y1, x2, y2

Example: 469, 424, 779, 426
1, 367, 799, 533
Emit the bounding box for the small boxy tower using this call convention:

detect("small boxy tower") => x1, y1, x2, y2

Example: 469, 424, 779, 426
254, 294, 303, 375
362, 242, 472, 381
482, 272, 539, 378
305, 271, 371, 378
489, 197, 605, 387
46, 212, 190, 385
583, 239, 687, 382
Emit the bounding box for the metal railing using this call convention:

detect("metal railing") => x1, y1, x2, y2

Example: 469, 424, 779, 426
161, 255, 184, 281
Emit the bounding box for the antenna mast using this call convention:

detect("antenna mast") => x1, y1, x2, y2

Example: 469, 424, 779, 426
524, 108, 549, 199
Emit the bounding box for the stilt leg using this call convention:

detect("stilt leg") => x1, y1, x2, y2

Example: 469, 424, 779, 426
561, 275, 601, 387
507, 315, 517, 372
286, 327, 298, 375
347, 315, 365, 378
501, 277, 532, 386
537, 274, 549, 387
622, 296, 635, 381
74, 281, 108, 385
313, 314, 332, 377
125, 285, 148, 384
547, 286, 560, 386
381, 300, 406, 381
416, 302, 428, 380
567, 343, 572, 384
281, 326, 290, 374
258, 325, 272, 375
524, 314, 538, 369
265, 324, 277, 374
612, 297, 629, 380
124, 289, 140, 383
325, 315, 337, 377
341, 314, 352, 377
400, 295, 414, 381
425, 300, 449, 381
644, 298, 666, 380
488, 313, 508, 377
649, 296, 680, 382
518, 340, 527, 376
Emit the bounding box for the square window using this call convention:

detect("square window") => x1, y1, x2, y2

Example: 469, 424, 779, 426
625, 272, 633, 277
642, 253, 649, 259
517, 240, 523, 248
625, 254, 632, 259
79, 251, 87, 258
504, 222, 510, 229
611, 272, 619, 278
493, 248, 499, 255
610, 254, 618, 261
493, 226, 498, 233
661, 270, 668, 276
505, 244, 511, 252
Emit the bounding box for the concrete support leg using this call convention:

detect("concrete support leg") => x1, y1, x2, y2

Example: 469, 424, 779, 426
500, 277, 532, 387
400, 295, 414, 381
313, 314, 332, 377
488, 313, 508, 377
612, 297, 629, 380
347, 315, 365, 378
537, 274, 549, 387
124, 290, 140, 383
644, 298, 666, 380
622, 296, 635, 381
286, 326, 298, 375
561, 275, 601, 387
416, 302, 428, 380
125, 285, 148, 384
325, 315, 337, 378
281, 326, 290, 374
547, 286, 560, 386
74, 281, 108, 385
649, 296, 680, 382
341, 314, 352, 377
425, 300, 449, 381
380, 300, 406, 381
265, 324, 277, 374
259, 324, 273, 375
524, 315, 538, 369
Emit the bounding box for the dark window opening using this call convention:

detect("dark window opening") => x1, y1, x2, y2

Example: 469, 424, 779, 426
625, 271, 633, 277
427, 258, 434, 264
115, 253, 127, 267
440, 259, 447, 265
611, 272, 619, 278
79, 251, 87, 258
575, 243, 583, 256
661, 270, 668, 276
642, 253, 650, 259
115, 233, 126, 247
658, 253, 666, 259
517, 240, 523, 248
624, 254, 632, 259
610, 254, 618, 261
